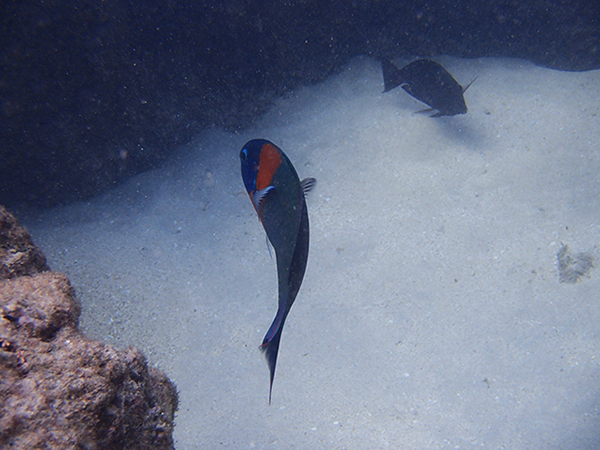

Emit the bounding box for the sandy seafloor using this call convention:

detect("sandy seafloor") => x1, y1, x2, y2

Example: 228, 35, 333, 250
19, 56, 600, 449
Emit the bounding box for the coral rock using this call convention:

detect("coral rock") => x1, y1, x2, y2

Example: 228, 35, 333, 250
0, 205, 50, 279
0, 206, 178, 449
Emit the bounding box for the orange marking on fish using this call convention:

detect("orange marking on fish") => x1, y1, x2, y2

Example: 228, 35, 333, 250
256, 143, 282, 190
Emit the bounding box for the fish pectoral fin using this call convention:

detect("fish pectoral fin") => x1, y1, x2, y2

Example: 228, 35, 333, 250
265, 234, 273, 259
252, 186, 275, 210
413, 107, 436, 116
301, 177, 317, 195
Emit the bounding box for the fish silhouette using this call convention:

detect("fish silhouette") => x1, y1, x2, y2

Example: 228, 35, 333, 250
240, 139, 315, 404
382, 58, 475, 117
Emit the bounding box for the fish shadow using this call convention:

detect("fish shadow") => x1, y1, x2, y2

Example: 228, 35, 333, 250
427, 113, 487, 148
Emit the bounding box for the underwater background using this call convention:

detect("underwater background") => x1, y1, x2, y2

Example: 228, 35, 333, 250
2, 1, 600, 449
2, 0, 598, 208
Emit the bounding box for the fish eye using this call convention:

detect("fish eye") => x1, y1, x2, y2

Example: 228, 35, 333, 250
240, 148, 247, 161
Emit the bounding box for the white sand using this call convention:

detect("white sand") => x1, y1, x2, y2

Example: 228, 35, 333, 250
22, 56, 600, 449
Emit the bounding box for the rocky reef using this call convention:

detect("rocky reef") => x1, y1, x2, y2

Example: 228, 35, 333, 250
0, 206, 178, 449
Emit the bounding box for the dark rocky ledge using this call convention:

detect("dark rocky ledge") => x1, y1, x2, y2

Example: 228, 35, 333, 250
1, 0, 598, 208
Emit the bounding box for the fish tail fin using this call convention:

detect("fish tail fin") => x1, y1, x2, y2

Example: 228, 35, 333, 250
381, 58, 403, 93
260, 325, 284, 405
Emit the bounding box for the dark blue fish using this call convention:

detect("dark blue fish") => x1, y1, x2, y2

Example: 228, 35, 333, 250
240, 139, 315, 404
382, 58, 475, 117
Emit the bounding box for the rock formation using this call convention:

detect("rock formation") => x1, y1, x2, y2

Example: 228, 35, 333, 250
0, 206, 178, 449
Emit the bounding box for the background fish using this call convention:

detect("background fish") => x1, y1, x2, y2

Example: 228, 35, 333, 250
382, 58, 474, 117
240, 139, 315, 404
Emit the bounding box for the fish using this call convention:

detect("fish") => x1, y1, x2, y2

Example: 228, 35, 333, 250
381, 58, 475, 117
240, 138, 316, 404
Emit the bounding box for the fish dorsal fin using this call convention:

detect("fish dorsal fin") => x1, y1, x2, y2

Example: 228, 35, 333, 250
301, 177, 317, 196
252, 186, 275, 211
462, 76, 478, 93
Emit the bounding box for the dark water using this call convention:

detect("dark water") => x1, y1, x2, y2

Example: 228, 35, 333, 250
2, 1, 598, 208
